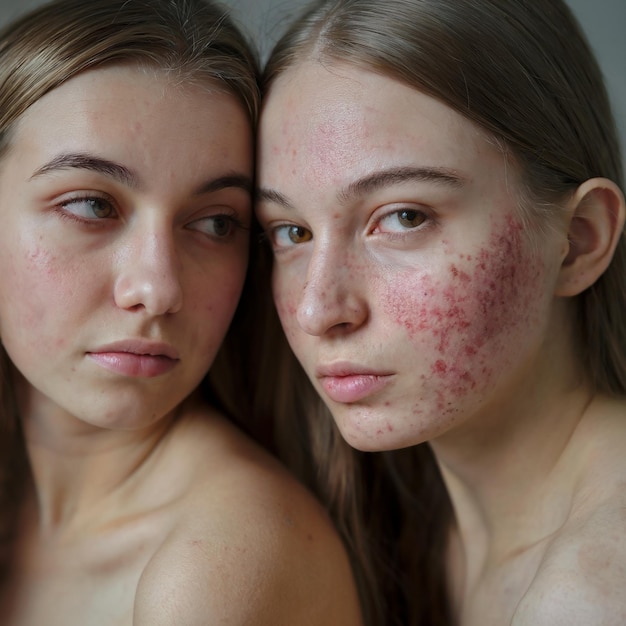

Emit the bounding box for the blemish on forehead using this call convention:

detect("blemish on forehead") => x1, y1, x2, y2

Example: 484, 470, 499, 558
310, 121, 360, 171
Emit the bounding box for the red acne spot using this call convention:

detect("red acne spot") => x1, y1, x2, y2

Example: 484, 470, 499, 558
276, 298, 297, 318
450, 264, 471, 282
433, 360, 447, 374
387, 423, 394, 432
383, 211, 545, 405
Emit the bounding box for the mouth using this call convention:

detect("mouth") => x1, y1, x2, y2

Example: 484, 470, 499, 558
87, 340, 180, 378
316, 364, 394, 404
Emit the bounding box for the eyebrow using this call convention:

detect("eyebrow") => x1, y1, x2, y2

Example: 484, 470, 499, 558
29, 151, 252, 196
195, 174, 252, 196
256, 165, 465, 210
30, 152, 138, 187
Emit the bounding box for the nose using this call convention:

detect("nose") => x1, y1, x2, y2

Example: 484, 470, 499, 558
295, 242, 368, 336
113, 228, 183, 316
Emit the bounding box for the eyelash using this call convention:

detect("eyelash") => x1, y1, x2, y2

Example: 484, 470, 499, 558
267, 206, 432, 251
186, 211, 250, 240
56, 194, 117, 226
371, 206, 431, 236
55, 194, 249, 243
269, 223, 312, 248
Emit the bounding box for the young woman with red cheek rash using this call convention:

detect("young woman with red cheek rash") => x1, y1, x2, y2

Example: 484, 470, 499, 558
256, 1, 626, 625
0, 1, 364, 624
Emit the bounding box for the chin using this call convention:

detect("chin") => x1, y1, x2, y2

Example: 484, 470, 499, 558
338, 423, 423, 453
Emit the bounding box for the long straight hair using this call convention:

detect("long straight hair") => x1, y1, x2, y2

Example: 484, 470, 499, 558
0, 0, 260, 582
261, 1, 626, 624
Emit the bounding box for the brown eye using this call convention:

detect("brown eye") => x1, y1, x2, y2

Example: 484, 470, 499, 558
209, 215, 232, 237
270, 223, 313, 250
288, 225, 312, 244
188, 213, 244, 239
398, 209, 426, 228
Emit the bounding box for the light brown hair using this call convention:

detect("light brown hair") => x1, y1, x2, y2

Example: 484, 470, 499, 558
0, 0, 260, 582
261, 1, 625, 624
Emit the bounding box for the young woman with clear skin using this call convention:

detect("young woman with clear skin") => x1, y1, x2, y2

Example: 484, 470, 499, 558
256, 0, 626, 624
0, 0, 363, 624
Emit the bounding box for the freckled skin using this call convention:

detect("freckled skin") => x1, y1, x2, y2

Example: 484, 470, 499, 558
258, 61, 563, 451
256, 52, 626, 626
383, 213, 546, 420
0, 66, 251, 432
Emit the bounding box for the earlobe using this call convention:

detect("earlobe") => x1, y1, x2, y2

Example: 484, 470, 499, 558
555, 177, 626, 297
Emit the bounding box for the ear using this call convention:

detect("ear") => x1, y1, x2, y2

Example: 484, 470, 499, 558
555, 177, 625, 297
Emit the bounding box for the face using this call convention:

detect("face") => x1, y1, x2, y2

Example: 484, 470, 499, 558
0, 65, 252, 432
257, 61, 568, 452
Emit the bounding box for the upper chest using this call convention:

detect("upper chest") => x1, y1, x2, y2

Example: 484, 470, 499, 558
2, 509, 173, 626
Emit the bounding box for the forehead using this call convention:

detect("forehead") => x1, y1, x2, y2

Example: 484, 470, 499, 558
259, 61, 508, 190
21, 64, 243, 128
6, 64, 251, 178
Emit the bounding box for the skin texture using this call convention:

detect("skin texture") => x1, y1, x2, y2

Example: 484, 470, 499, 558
0, 65, 363, 626
0, 65, 250, 433
258, 61, 564, 452
257, 60, 626, 625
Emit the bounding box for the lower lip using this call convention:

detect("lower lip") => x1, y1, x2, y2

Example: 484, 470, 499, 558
319, 374, 392, 404
88, 352, 178, 378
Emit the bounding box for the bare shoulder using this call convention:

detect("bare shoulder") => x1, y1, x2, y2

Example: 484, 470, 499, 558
514, 397, 626, 626
134, 406, 363, 625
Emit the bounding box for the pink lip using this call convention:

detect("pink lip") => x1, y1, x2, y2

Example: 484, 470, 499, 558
317, 363, 394, 404
87, 340, 180, 378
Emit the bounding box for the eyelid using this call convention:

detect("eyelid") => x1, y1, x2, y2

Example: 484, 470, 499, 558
186, 208, 250, 240
369, 203, 433, 235
56, 191, 118, 223
266, 220, 313, 250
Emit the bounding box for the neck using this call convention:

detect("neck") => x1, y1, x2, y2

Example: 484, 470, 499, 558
22, 398, 177, 536
432, 373, 593, 582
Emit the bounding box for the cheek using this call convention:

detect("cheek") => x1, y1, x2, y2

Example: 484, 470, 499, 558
272, 271, 298, 336
0, 240, 87, 363
2, 244, 74, 324
199, 259, 246, 312
190, 258, 248, 340
383, 216, 548, 398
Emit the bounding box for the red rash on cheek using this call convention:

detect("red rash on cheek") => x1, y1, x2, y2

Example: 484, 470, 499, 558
27, 247, 58, 276
18, 246, 62, 326
384, 215, 545, 411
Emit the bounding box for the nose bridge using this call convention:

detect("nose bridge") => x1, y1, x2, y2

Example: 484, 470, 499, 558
114, 219, 183, 315
296, 236, 366, 335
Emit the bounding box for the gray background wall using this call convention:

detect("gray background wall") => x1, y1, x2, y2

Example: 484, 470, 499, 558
1, 0, 624, 176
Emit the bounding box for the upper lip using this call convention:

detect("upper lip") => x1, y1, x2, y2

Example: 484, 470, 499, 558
89, 339, 180, 360
316, 362, 393, 379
